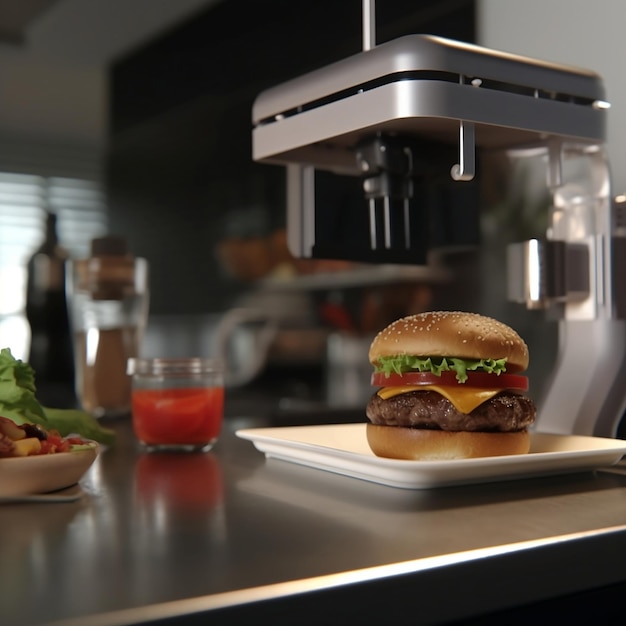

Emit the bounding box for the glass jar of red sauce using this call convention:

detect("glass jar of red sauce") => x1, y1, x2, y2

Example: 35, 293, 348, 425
128, 358, 224, 452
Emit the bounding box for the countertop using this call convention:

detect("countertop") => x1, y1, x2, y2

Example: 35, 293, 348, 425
4, 403, 626, 626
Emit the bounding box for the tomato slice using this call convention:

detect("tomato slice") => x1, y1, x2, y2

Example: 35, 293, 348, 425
371, 370, 528, 391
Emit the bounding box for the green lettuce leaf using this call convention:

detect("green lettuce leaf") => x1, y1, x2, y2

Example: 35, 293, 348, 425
0, 347, 115, 445
374, 354, 507, 383
0, 347, 49, 424
43, 407, 116, 446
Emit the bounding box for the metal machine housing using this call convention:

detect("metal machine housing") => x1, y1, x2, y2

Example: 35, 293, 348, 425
252, 32, 626, 437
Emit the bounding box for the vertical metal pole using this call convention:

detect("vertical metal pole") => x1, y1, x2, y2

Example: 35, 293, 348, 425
403, 147, 413, 249
369, 198, 377, 250
383, 196, 391, 249
404, 198, 411, 249
362, 0, 378, 250
287, 164, 316, 258
547, 138, 563, 190
364, 0, 377, 249
362, 0, 376, 51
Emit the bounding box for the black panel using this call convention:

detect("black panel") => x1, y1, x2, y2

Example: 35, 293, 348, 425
110, 0, 476, 134
107, 0, 476, 314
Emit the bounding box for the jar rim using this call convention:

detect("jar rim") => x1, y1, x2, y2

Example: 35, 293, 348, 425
127, 357, 222, 376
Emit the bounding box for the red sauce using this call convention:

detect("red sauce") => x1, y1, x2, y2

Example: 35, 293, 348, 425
132, 387, 224, 446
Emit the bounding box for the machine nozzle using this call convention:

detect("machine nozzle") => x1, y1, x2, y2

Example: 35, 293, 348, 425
356, 135, 415, 252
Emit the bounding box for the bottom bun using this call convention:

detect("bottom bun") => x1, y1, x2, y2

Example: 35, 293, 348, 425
366, 424, 531, 460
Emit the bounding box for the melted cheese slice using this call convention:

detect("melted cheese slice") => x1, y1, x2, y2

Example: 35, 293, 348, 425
377, 385, 501, 414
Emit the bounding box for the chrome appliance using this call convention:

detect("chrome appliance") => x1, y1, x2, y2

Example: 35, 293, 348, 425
251, 1, 626, 437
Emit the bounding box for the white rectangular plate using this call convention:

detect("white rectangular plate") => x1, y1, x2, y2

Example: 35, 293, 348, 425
236, 424, 626, 489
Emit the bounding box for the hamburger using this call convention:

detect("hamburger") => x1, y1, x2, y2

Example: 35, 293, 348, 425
366, 311, 536, 460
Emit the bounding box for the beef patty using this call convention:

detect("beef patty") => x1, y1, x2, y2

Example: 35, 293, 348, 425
366, 390, 536, 433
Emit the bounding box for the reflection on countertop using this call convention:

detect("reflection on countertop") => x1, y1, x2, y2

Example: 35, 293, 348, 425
4, 413, 626, 626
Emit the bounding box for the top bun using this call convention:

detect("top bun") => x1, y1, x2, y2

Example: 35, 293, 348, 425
369, 311, 529, 372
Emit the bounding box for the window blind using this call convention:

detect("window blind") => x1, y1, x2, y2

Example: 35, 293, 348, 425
0, 138, 108, 358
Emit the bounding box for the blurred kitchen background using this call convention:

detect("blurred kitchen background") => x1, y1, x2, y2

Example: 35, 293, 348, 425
1, 0, 625, 413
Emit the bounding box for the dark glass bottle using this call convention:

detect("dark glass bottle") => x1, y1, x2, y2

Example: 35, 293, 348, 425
25, 212, 75, 405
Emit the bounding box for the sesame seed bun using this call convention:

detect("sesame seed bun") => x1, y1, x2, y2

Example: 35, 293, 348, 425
368, 311, 529, 373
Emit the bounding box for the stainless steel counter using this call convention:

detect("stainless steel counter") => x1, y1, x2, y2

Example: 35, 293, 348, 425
4, 410, 626, 626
